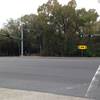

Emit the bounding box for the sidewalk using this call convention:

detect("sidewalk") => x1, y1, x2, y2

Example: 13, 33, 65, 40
0, 88, 92, 100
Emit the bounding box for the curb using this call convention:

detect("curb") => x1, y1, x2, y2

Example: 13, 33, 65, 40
0, 88, 92, 100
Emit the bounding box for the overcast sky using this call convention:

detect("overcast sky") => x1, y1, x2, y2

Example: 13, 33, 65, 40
0, 0, 100, 27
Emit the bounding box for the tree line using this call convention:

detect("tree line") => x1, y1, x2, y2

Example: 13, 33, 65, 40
0, 0, 100, 56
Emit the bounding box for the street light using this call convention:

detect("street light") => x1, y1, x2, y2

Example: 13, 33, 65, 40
20, 22, 24, 56
21, 24, 23, 56
19, 21, 29, 56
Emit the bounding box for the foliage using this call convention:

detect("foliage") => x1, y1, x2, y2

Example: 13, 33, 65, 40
0, 0, 99, 56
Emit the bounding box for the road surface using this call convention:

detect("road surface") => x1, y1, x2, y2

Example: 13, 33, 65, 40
0, 57, 99, 98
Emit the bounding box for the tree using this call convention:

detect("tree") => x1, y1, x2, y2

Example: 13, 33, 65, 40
0, 0, 99, 56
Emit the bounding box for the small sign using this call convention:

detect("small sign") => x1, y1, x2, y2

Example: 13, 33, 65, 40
78, 45, 87, 50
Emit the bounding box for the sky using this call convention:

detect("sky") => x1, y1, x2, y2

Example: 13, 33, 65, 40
0, 0, 100, 27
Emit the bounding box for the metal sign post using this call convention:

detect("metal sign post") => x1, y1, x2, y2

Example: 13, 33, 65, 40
78, 45, 88, 57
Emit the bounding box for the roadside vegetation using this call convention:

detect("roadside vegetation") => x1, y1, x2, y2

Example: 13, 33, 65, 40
0, 0, 100, 56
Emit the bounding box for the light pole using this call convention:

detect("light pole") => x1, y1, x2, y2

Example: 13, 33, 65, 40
19, 21, 30, 56
20, 22, 24, 56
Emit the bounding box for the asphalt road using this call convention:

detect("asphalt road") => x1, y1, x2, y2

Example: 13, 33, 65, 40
0, 57, 99, 98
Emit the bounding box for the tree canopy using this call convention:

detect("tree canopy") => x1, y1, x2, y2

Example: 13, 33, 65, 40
0, 0, 99, 56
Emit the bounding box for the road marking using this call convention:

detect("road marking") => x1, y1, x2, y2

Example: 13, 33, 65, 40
85, 65, 100, 98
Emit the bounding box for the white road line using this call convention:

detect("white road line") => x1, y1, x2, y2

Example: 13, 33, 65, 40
85, 65, 100, 97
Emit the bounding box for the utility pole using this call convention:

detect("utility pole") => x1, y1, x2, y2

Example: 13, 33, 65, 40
20, 23, 24, 56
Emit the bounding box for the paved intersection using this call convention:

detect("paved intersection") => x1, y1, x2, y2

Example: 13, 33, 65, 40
0, 57, 99, 99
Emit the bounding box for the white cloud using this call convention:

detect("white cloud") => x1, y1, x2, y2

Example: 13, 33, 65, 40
98, 0, 100, 3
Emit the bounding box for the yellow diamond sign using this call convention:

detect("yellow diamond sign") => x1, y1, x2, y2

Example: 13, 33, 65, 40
78, 45, 87, 50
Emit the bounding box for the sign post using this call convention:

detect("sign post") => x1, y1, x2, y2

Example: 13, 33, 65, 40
78, 45, 88, 57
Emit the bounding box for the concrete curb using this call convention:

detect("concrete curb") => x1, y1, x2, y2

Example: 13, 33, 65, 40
0, 88, 92, 100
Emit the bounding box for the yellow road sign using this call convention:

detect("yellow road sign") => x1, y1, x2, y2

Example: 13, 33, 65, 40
78, 45, 87, 50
